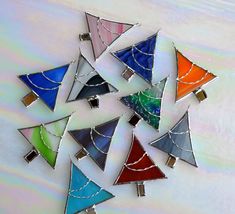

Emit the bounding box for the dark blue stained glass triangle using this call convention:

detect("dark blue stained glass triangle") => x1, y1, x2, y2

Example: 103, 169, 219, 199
43, 64, 69, 82
114, 34, 157, 83
19, 64, 69, 110
65, 163, 114, 214
68, 118, 119, 170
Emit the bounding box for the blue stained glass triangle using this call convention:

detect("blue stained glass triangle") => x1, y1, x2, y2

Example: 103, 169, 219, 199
19, 64, 69, 111
65, 164, 114, 214
150, 112, 197, 167
68, 118, 119, 170
114, 34, 157, 83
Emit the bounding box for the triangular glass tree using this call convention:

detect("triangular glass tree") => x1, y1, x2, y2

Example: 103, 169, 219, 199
114, 134, 166, 197
175, 49, 216, 102
18, 115, 71, 169
79, 12, 134, 60
149, 111, 197, 168
120, 78, 166, 130
66, 54, 118, 108
68, 117, 119, 171
112, 33, 158, 84
65, 163, 114, 214
19, 63, 72, 111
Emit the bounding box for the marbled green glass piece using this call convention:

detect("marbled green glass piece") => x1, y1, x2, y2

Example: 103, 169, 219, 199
121, 78, 166, 130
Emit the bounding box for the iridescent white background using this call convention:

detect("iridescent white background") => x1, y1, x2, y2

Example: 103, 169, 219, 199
0, 0, 235, 213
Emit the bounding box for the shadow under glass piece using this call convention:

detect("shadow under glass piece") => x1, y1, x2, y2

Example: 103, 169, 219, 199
18, 115, 71, 169
120, 78, 167, 130
175, 49, 216, 102
66, 54, 118, 108
19, 63, 71, 111
150, 111, 198, 168
79, 12, 134, 60
114, 134, 166, 197
68, 117, 119, 171
65, 163, 115, 214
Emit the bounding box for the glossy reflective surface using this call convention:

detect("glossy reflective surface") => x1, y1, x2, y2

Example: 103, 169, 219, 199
68, 118, 119, 170
115, 135, 166, 185
150, 111, 197, 167
65, 163, 114, 214
114, 34, 157, 84
121, 78, 166, 130
19, 64, 69, 111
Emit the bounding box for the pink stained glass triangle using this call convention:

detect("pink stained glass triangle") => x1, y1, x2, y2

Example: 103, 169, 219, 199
86, 13, 133, 59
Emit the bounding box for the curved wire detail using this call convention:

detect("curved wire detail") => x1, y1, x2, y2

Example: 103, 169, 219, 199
126, 152, 147, 166
169, 129, 190, 134
131, 47, 152, 71
133, 45, 154, 56
90, 129, 108, 154
41, 72, 62, 84
98, 19, 121, 35
124, 164, 156, 172
69, 180, 91, 193
168, 132, 192, 152
69, 188, 103, 199
138, 96, 161, 118
177, 64, 210, 85
74, 76, 107, 87
96, 20, 109, 47
42, 124, 63, 138
138, 91, 162, 100
124, 152, 156, 171
75, 70, 96, 78
26, 75, 60, 90
39, 125, 59, 152
92, 128, 112, 138
177, 64, 194, 80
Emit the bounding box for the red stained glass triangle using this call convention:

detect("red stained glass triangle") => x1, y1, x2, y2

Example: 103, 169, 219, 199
115, 135, 166, 185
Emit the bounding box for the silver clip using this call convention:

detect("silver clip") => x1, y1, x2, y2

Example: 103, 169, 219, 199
85, 206, 96, 214
87, 96, 99, 108
166, 154, 178, 168
79, 33, 91, 41
122, 67, 134, 81
24, 148, 39, 163
75, 148, 88, 160
128, 113, 141, 127
193, 88, 207, 102
136, 182, 145, 197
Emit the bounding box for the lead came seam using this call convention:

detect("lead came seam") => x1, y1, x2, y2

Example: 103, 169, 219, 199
90, 129, 108, 154
26, 75, 60, 90
69, 187, 103, 199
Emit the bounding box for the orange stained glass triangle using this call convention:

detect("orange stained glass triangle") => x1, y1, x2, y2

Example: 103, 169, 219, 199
176, 50, 216, 101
